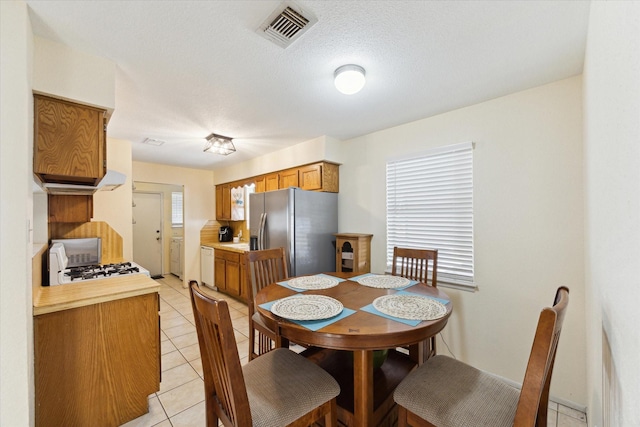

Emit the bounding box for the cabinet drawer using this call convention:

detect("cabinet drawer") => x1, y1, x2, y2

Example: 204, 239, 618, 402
216, 250, 240, 262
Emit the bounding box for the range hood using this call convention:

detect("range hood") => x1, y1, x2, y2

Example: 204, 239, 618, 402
38, 169, 127, 195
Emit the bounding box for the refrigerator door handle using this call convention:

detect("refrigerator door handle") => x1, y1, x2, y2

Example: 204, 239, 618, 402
258, 213, 267, 250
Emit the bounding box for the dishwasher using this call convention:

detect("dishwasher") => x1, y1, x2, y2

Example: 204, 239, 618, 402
200, 246, 215, 289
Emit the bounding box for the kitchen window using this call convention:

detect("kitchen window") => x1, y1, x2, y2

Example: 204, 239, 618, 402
386, 141, 475, 289
171, 192, 183, 227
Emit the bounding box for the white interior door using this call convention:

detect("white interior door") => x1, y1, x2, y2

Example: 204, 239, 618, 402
133, 192, 163, 277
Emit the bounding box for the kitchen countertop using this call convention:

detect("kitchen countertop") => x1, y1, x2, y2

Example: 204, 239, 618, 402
201, 241, 250, 254
34, 275, 159, 315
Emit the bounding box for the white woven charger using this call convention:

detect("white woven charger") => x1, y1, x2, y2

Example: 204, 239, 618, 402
357, 274, 411, 289
373, 295, 447, 320
287, 275, 340, 290
271, 295, 343, 321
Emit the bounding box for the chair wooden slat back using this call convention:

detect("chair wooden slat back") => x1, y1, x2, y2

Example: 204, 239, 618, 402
513, 286, 570, 426
394, 286, 570, 427
392, 247, 438, 286
392, 247, 439, 363
189, 281, 252, 427
244, 248, 289, 359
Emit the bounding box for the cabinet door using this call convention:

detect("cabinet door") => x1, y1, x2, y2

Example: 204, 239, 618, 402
34, 293, 160, 426
215, 185, 232, 220
215, 186, 223, 219
34, 95, 106, 185
214, 257, 226, 291
222, 185, 231, 219
255, 176, 266, 193
279, 169, 299, 189
48, 195, 93, 223
265, 173, 279, 191
299, 164, 323, 190
226, 258, 241, 297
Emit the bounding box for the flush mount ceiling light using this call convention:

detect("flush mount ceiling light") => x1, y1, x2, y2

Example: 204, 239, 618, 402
204, 133, 236, 155
334, 64, 366, 95
141, 137, 165, 146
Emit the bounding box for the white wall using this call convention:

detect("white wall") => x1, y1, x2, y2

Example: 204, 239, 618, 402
583, 2, 640, 426
133, 162, 214, 287
33, 36, 115, 115
339, 76, 586, 406
93, 138, 134, 260
0, 1, 34, 426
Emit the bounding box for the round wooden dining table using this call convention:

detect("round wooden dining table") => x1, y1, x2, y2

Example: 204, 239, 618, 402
255, 271, 453, 427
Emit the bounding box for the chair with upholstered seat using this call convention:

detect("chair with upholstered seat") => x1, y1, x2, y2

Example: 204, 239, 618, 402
393, 286, 569, 427
189, 280, 340, 427
244, 247, 290, 360
392, 246, 438, 363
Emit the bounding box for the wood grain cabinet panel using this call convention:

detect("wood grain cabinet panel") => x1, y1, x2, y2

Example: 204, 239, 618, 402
34, 293, 160, 427
215, 184, 232, 220
214, 249, 246, 302
254, 176, 266, 193
34, 95, 106, 185
279, 168, 299, 189
48, 194, 93, 223
299, 164, 323, 190
265, 173, 280, 191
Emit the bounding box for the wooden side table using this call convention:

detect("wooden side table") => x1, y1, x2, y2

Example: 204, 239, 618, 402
335, 233, 373, 273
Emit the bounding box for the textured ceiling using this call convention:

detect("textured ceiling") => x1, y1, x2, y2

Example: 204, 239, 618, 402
25, 1, 591, 170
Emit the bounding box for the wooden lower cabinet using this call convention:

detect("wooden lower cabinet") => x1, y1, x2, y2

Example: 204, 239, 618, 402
214, 249, 248, 302
34, 293, 160, 427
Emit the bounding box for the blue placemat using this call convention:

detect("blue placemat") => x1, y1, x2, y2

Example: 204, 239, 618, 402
349, 273, 418, 290
276, 273, 347, 292
259, 297, 356, 331
360, 290, 450, 327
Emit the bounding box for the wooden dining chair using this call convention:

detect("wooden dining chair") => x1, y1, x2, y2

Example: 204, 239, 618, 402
393, 286, 570, 427
244, 247, 290, 360
392, 246, 439, 363
189, 280, 339, 427
392, 246, 438, 285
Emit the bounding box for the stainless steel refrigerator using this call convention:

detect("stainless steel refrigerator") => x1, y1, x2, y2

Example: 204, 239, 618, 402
249, 187, 338, 276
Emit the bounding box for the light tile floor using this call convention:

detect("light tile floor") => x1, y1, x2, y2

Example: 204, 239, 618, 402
122, 275, 588, 427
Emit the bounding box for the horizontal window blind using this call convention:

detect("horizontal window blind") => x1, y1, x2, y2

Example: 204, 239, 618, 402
386, 142, 474, 286
171, 192, 183, 226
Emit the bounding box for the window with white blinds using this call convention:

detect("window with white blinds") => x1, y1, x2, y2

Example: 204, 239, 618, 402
171, 192, 183, 227
386, 141, 474, 288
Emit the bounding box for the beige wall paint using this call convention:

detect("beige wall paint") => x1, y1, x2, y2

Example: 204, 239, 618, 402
93, 138, 134, 260
0, 1, 34, 425
133, 162, 214, 287
584, 2, 640, 426
339, 76, 586, 406
32, 36, 115, 115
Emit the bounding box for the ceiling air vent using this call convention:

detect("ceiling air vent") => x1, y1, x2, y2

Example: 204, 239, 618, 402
258, 2, 317, 48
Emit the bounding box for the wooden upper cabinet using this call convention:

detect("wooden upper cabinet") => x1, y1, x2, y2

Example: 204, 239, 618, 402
254, 176, 266, 193
214, 162, 340, 212
299, 164, 323, 190
215, 184, 232, 220
301, 162, 339, 192
34, 95, 107, 185
279, 168, 299, 189
265, 173, 279, 192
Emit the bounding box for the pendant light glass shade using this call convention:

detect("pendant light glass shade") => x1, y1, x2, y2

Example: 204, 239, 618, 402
204, 133, 236, 155
334, 64, 366, 95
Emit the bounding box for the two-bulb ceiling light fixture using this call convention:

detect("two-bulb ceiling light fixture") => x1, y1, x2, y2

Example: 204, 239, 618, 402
334, 64, 366, 95
203, 133, 236, 155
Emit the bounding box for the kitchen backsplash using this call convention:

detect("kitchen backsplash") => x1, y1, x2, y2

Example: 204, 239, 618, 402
200, 220, 248, 246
